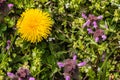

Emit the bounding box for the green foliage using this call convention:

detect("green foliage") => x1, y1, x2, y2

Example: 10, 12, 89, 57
0, 0, 120, 80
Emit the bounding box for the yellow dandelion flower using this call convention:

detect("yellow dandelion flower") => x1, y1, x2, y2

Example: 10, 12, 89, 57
16, 9, 53, 43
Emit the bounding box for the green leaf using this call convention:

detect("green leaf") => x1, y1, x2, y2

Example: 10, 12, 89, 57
0, 23, 7, 32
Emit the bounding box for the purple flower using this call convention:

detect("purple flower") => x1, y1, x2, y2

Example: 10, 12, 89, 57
8, 3, 14, 9
0, 0, 6, 3
82, 13, 87, 19
73, 55, 77, 60
29, 77, 35, 80
7, 72, 15, 78
97, 15, 103, 20
77, 62, 86, 67
7, 67, 35, 80
82, 20, 90, 28
93, 21, 98, 28
18, 78, 22, 80
82, 22, 87, 28
65, 76, 70, 80
102, 35, 107, 41
82, 13, 103, 29
57, 62, 64, 68
16, 67, 30, 78
87, 28, 94, 34
86, 20, 91, 26
93, 29, 107, 42
6, 45, 10, 50
95, 37, 99, 42
7, 40, 11, 44
57, 55, 86, 80
88, 14, 98, 21
6, 40, 11, 50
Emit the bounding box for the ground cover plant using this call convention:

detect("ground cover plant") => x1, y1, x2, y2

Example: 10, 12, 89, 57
0, 0, 120, 80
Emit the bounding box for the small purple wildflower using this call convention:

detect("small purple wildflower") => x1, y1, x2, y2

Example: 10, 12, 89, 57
82, 13, 103, 29
0, 0, 6, 3
82, 20, 90, 28
93, 29, 107, 42
88, 14, 97, 21
97, 15, 103, 20
7, 40, 11, 44
73, 55, 77, 61
77, 62, 86, 67
82, 13, 87, 19
57, 55, 86, 80
18, 78, 22, 80
102, 35, 107, 41
6, 40, 11, 50
7, 67, 35, 80
57, 62, 65, 68
95, 37, 99, 42
86, 20, 91, 26
8, 3, 14, 9
7, 72, 15, 78
29, 77, 35, 80
87, 28, 94, 34
93, 21, 98, 28
82, 13, 107, 43
65, 76, 70, 80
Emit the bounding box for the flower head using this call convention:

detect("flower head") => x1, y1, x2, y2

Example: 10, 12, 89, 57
81, 13, 103, 28
16, 67, 29, 78
8, 3, 14, 9
7, 67, 35, 80
29, 77, 35, 80
6, 40, 11, 50
65, 76, 70, 80
57, 62, 65, 68
0, 0, 5, 3
95, 37, 99, 42
17, 9, 53, 43
97, 15, 103, 20
82, 13, 87, 19
87, 28, 94, 34
77, 61, 86, 67
93, 21, 98, 28
93, 29, 107, 42
7, 72, 15, 78
57, 55, 86, 80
